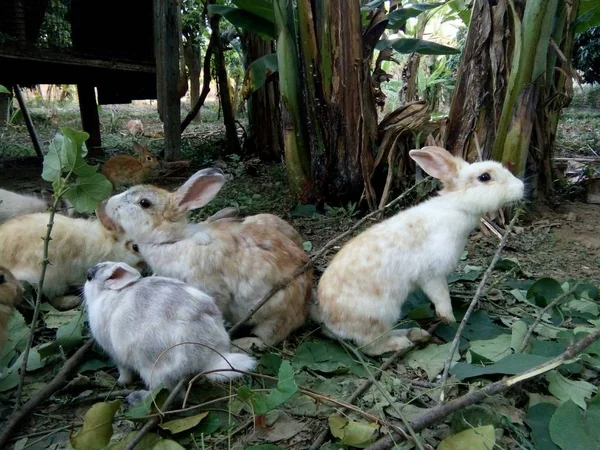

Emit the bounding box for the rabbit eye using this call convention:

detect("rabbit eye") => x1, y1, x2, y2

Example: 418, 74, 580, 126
146, 156, 152, 161
86, 274, 92, 281
132, 244, 139, 252
478, 172, 491, 182
140, 198, 152, 208
0, 274, 5, 284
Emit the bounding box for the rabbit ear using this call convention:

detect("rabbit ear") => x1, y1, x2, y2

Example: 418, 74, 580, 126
206, 206, 239, 223
409, 146, 463, 183
175, 168, 225, 211
104, 263, 141, 290
96, 202, 120, 232
133, 142, 146, 154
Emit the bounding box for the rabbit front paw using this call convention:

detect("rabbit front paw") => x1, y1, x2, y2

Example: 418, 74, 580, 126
117, 367, 135, 385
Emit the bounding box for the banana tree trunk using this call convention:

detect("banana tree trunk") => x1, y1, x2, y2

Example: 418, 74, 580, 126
184, 40, 202, 123
446, 0, 580, 198
243, 32, 282, 162
276, 0, 382, 206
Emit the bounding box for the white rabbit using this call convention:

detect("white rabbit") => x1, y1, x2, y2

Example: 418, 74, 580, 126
98, 169, 312, 348
84, 262, 257, 390
0, 213, 145, 299
0, 188, 76, 224
313, 146, 525, 356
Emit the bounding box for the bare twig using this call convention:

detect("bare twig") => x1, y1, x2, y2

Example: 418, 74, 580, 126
309, 323, 439, 450
228, 177, 431, 336
123, 379, 187, 450
0, 339, 94, 448
366, 329, 600, 450
518, 282, 581, 353
66, 390, 135, 406
438, 209, 521, 402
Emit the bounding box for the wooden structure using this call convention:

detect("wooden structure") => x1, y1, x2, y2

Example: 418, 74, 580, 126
0, 0, 182, 160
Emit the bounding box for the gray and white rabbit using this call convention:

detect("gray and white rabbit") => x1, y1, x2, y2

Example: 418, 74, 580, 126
0, 188, 76, 224
84, 262, 257, 391
313, 146, 525, 356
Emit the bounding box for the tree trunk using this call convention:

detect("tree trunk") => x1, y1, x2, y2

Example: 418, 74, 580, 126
401, 14, 427, 104
184, 40, 202, 123
445, 0, 580, 198
243, 32, 282, 162
209, 7, 241, 154
276, 0, 384, 205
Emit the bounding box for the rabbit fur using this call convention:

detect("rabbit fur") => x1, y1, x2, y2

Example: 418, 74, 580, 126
0, 188, 76, 224
205, 207, 304, 248
100, 142, 159, 188
85, 262, 256, 390
314, 146, 525, 356
0, 265, 23, 354
0, 213, 145, 299
98, 169, 312, 348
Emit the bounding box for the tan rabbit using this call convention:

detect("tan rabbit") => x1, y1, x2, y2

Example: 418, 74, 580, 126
0, 188, 77, 224
205, 207, 304, 248
314, 146, 524, 356
0, 265, 23, 353
100, 143, 159, 188
0, 213, 146, 299
99, 169, 312, 348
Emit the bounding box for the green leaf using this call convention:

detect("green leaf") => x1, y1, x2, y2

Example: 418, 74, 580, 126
438, 425, 495, 450
386, 3, 446, 28
208, 5, 275, 39
232, 0, 274, 23
0, 85, 11, 95
549, 397, 600, 450
244, 53, 278, 96
575, 0, 600, 32
42, 137, 63, 182
65, 173, 113, 214
193, 411, 221, 436
525, 403, 559, 450
406, 342, 460, 381
70, 401, 121, 450
381, 38, 460, 55
41, 304, 81, 329
241, 361, 298, 415
527, 278, 564, 307
0, 311, 29, 368
451, 354, 552, 380
546, 370, 597, 409
290, 204, 318, 217
60, 127, 90, 174
38, 310, 84, 359
159, 412, 208, 434
511, 320, 528, 352
328, 415, 379, 448
291, 341, 365, 376
447, 266, 482, 283
468, 335, 512, 363
151, 440, 186, 450
302, 241, 313, 252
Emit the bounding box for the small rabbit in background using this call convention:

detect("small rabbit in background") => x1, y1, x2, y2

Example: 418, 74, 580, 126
125, 119, 144, 137
0, 265, 23, 354
313, 146, 525, 356
84, 262, 257, 393
98, 168, 312, 350
0, 188, 77, 224
0, 212, 145, 302
100, 142, 159, 188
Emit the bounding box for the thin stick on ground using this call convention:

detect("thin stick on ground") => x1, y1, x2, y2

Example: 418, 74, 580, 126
366, 328, 600, 450
309, 323, 439, 450
228, 177, 431, 337
123, 379, 187, 450
14, 198, 64, 410
0, 339, 94, 449
438, 209, 521, 402
518, 282, 581, 353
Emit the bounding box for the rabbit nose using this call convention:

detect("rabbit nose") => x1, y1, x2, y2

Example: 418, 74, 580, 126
87, 265, 100, 282
0, 274, 5, 284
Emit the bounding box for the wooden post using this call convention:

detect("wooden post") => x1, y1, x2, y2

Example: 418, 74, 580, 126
76, 84, 102, 156
153, 0, 181, 161
13, 86, 43, 158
